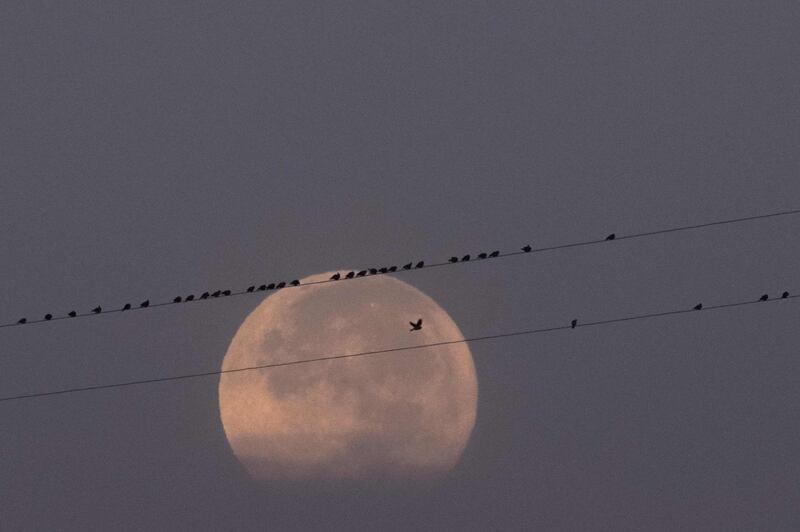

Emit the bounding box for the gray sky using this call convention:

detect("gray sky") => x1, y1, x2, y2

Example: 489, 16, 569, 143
2, 1, 800, 530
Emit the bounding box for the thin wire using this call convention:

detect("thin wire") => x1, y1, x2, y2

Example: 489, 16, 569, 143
1, 291, 796, 403
3, 206, 800, 329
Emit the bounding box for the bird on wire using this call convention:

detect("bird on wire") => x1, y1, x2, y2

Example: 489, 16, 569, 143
330, 273, 341, 281
477, 252, 487, 259
409, 318, 423, 332
185, 295, 195, 302
369, 269, 378, 275
759, 294, 769, 302
122, 303, 131, 311
449, 257, 459, 263
694, 303, 703, 310
522, 245, 532, 252
571, 319, 578, 329
290, 280, 300, 286
266, 284, 275, 290
17, 318, 26, 325
44, 314, 52, 320
402, 263, 412, 270
388, 266, 397, 272
415, 261, 424, 268
173, 296, 182, 303
489, 250, 500, 258
68, 311, 77, 317
345, 271, 355, 279
246, 286, 255, 293
606, 233, 616, 241
356, 271, 367, 278
222, 289, 232, 296
92, 306, 102, 314
462, 254, 471, 261
782, 291, 790, 299
200, 292, 210, 299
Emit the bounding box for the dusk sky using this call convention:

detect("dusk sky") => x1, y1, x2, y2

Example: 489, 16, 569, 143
2, 2, 800, 530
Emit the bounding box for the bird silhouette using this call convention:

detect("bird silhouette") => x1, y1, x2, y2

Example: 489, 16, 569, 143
211, 290, 222, 297
571, 319, 577, 329
449, 257, 459, 263
369, 268, 378, 275
478, 253, 487, 259
185, 295, 195, 302
606, 233, 616, 241
174, 296, 182, 303
522, 245, 532, 252
415, 261, 424, 268
402, 263, 412, 270
266, 283, 276, 290
379, 267, 388, 274
693, 303, 703, 310
246, 286, 255, 293
782, 291, 790, 299
200, 292, 210, 299
345, 271, 355, 279
44, 314, 53, 321
290, 280, 300, 286
122, 303, 131, 311
275, 282, 286, 289
92, 306, 102, 314
461, 254, 470, 262
330, 273, 341, 281
759, 294, 769, 302
356, 271, 367, 277
68, 311, 77, 317
489, 250, 500, 258
140, 300, 150, 308
409, 318, 423, 331
388, 266, 397, 272
17, 318, 26, 325
222, 289, 232, 296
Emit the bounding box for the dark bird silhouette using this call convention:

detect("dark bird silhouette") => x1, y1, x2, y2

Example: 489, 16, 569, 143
402, 263, 412, 270
369, 268, 378, 275
246, 286, 255, 293
200, 292, 210, 299
388, 266, 397, 272
17, 318, 26, 325
222, 290, 232, 296
489, 250, 500, 258
212, 290, 221, 297
606, 233, 616, 241
140, 300, 150, 308
330, 273, 341, 281
92, 306, 102, 314
122, 303, 131, 311
409, 318, 423, 332
571, 319, 577, 329
185, 295, 195, 302
379, 267, 388, 274
290, 280, 300, 286
415, 261, 424, 268
693, 303, 703, 311
449, 256, 459, 263
174, 296, 182, 303
68, 311, 77, 317
275, 282, 286, 289
461, 254, 471, 262
759, 294, 769, 302
782, 291, 790, 299
266, 283, 276, 290
44, 314, 53, 321
356, 271, 367, 277
521, 245, 532, 252
345, 271, 355, 279
477, 253, 487, 259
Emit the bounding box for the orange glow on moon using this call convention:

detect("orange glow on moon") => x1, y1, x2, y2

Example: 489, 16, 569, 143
218, 272, 478, 482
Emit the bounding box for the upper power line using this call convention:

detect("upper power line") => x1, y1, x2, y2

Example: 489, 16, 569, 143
0, 289, 795, 403
3, 207, 800, 330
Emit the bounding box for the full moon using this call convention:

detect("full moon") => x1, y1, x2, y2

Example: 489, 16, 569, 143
218, 272, 478, 483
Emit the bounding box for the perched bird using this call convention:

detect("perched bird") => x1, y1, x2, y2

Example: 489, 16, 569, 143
477, 252, 488, 259
489, 250, 500, 258
140, 300, 150, 308
17, 318, 26, 325
290, 280, 300, 286
246, 286, 255, 293
222, 290, 232, 296
266, 283, 276, 290
200, 292, 210, 299
44, 314, 53, 321
571, 319, 577, 329
356, 271, 367, 277
782, 291, 790, 299
275, 282, 285, 289
449, 256, 459, 263
173, 296, 183, 303
369, 268, 378, 275
212, 290, 222, 297
461, 254, 471, 262
185, 295, 195, 302
256, 286, 266, 292
330, 273, 341, 281
388, 266, 397, 272
415, 261, 425, 268
92, 306, 102, 314
759, 294, 769, 302
693, 303, 703, 311
345, 271, 356, 279
409, 318, 423, 332
68, 311, 77, 317
402, 263, 413, 270
606, 233, 616, 241
521, 245, 532, 253
122, 303, 131, 311
379, 267, 388, 274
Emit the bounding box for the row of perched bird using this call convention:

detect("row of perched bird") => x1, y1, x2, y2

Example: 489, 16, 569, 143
328, 260, 425, 280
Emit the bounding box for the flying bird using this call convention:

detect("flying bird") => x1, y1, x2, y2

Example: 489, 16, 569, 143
759, 294, 769, 302
185, 295, 195, 302
409, 318, 423, 331
521, 245, 532, 253
606, 233, 616, 241
571, 319, 577, 329
122, 303, 131, 311
330, 273, 341, 281
275, 282, 285, 289
461, 254, 471, 262
290, 280, 300, 286
402, 263, 412, 270
17, 318, 26, 325
345, 271, 355, 279
449, 257, 459, 263
782, 291, 790, 299
415, 261, 424, 268
140, 300, 150, 308
92, 306, 102, 314
477, 252, 487, 259
246, 286, 255, 293
44, 314, 53, 321
489, 250, 500, 258
693, 303, 703, 311
173, 296, 182, 303
68, 311, 77, 317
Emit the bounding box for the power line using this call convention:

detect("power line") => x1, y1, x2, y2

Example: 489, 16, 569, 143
1, 290, 795, 403
3, 207, 800, 329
